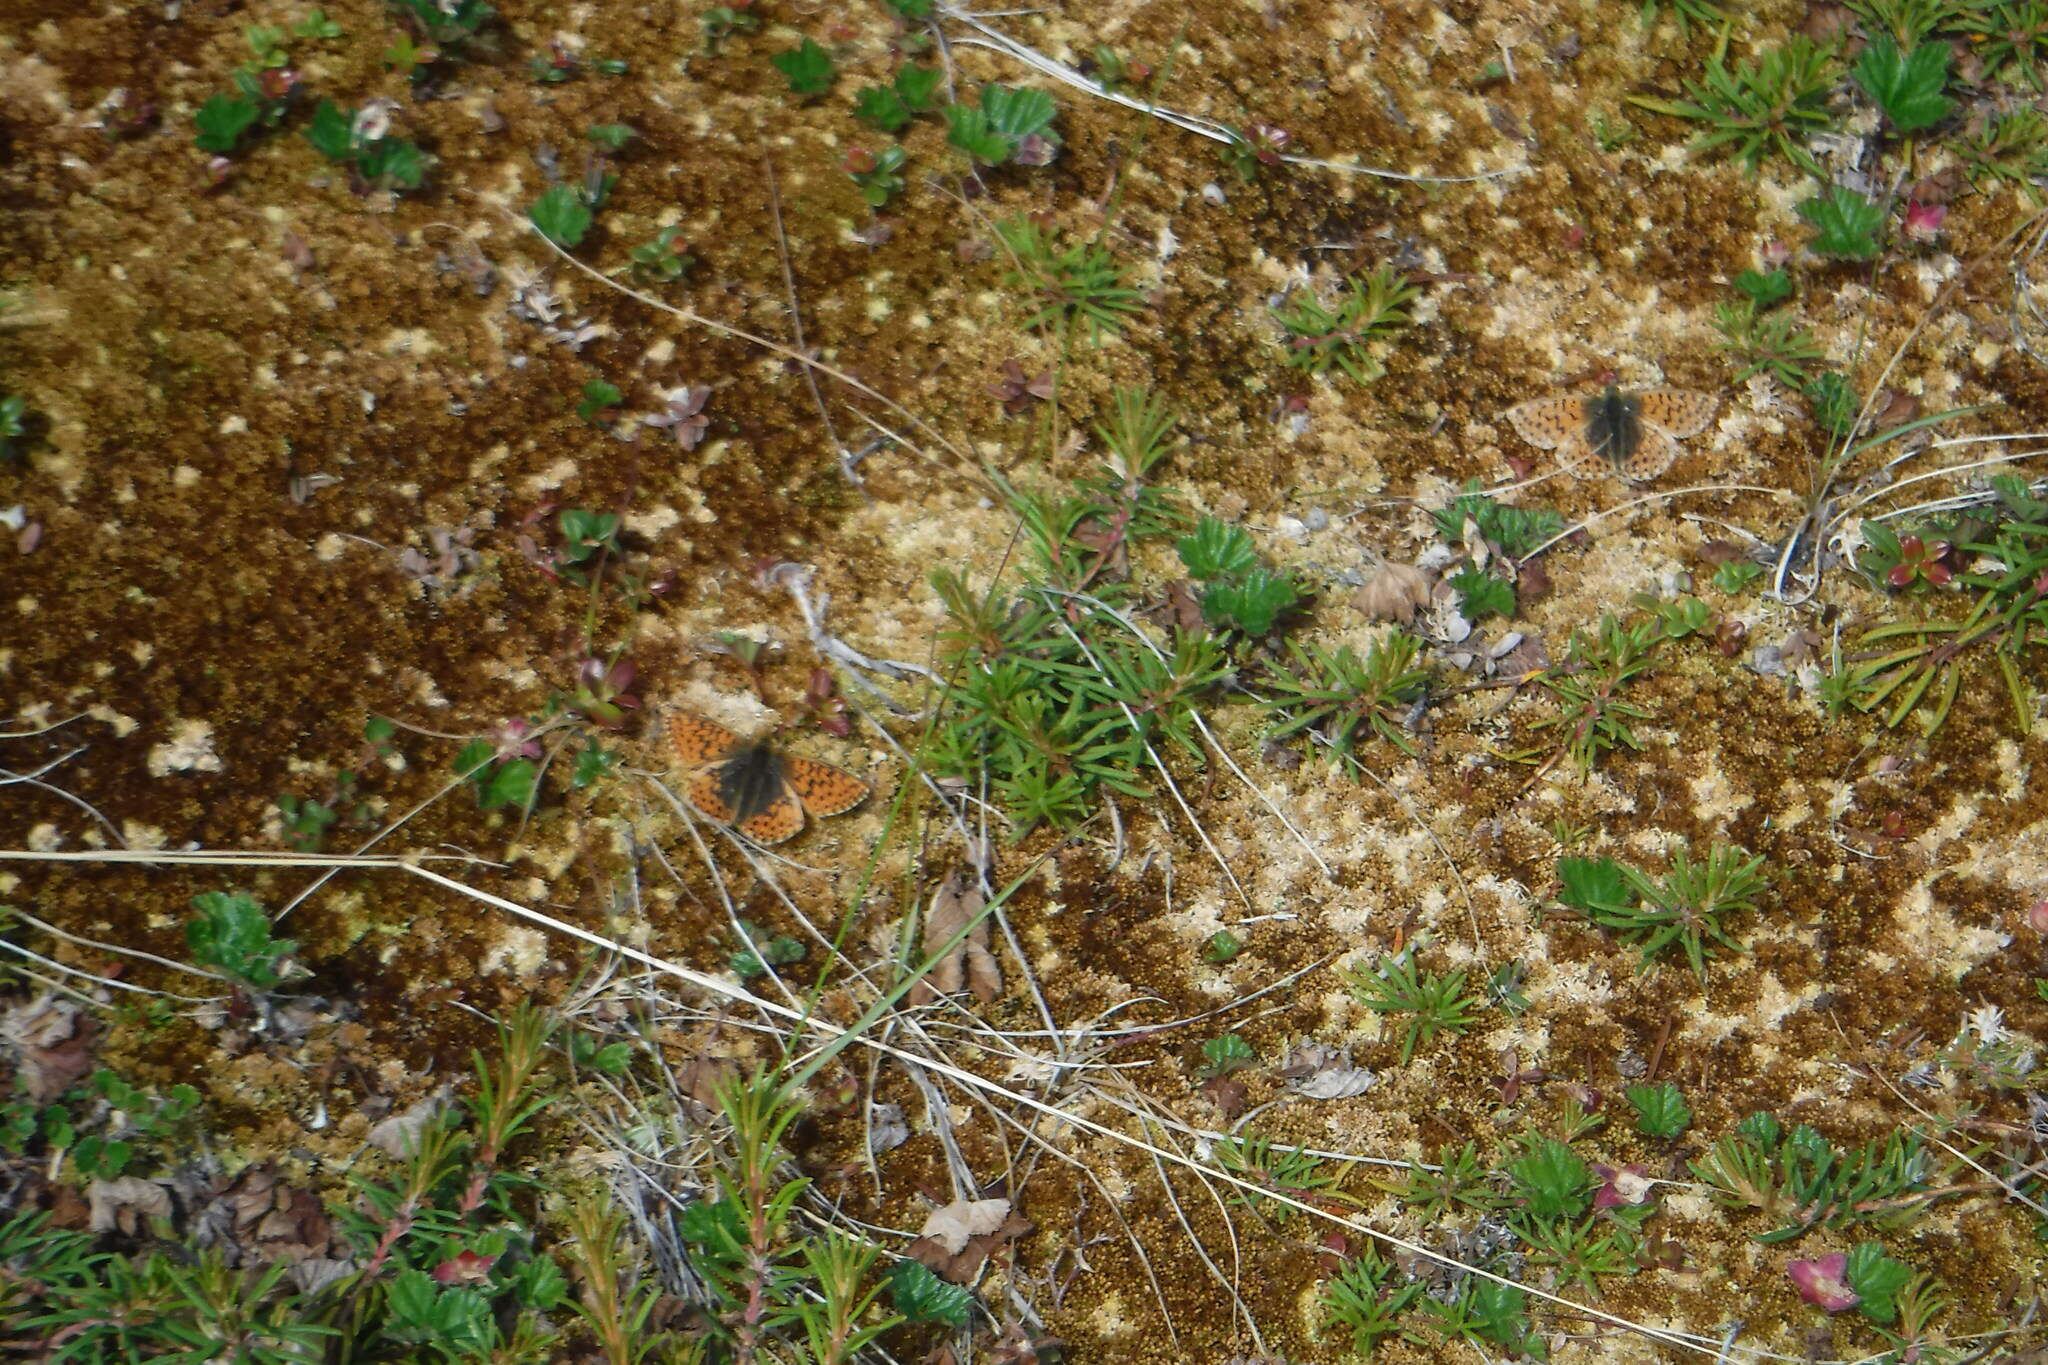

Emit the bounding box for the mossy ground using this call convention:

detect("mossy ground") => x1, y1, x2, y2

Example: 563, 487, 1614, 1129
3, 0, 2047, 1360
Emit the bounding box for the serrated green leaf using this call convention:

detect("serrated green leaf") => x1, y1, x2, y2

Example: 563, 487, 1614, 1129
1449, 566, 1515, 621
1557, 857, 1630, 912
304, 98, 354, 160
895, 64, 943, 109
772, 37, 835, 95
1176, 516, 1258, 580
980, 83, 1057, 140
1798, 187, 1884, 259
1853, 38, 1952, 134
194, 93, 261, 153
1732, 267, 1792, 307
1198, 1032, 1257, 1077
1845, 1241, 1914, 1324
943, 103, 1010, 164
886, 1257, 971, 1327
853, 85, 911, 131
480, 759, 537, 811
530, 185, 593, 249
1624, 1081, 1694, 1139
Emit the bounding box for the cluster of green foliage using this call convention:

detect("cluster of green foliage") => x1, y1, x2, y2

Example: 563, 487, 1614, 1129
1690, 1111, 1957, 1242
1431, 482, 1567, 622
1831, 476, 2048, 734
1273, 268, 1418, 386
304, 99, 427, 189
926, 390, 1210, 831
1627, 3, 2044, 266
191, 17, 431, 195
1523, 613, 1666, 776
1320, 1087, 1969, 1357
0, 998, 952, 1365
1, 1068, 199, 1185
944, 83, 1060, 165
1344, 947, 1485, 1062
994, 216, 1144, 342
1555, 843, 1772, 981
1711, 269, 1866, 431
1176, 517, 1305, 637
4, 1008, 572, 1362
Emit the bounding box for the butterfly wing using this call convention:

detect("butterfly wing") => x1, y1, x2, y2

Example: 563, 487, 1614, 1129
668, 713, 741, 768
1551, 429, 1601, 479
1635, 389, 1720, 438
735, 789, 807, 845
780, 755, 872, 819
1504, 395, 1587, 451
1618, 424, 1683, 482
686, 768, 740, 824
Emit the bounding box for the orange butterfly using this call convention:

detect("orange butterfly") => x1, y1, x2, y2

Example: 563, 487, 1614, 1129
666, 713, 871, 845
1504, 385, 1720, 482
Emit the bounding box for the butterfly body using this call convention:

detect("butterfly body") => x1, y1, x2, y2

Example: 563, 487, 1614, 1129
1505, 384, 1718, 482
667, 713, 870, 845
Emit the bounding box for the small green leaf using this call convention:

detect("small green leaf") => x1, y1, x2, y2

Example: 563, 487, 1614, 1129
1844, 1241, 1914, 1324
894, 64, 943, 110
1804, 371, 1859, 433
576, 379, 623, 424
1448, 566, 1515, 621
1202, 929, 1243, 963
358, 137, 426, 189
771, 37, 836, 96
586, 122, 637, 151
1202, 570, 1300, 637
1176, 516, 1258, 580
1710, 560, 1766, 594
979, 83, 1057, 142
1557, 857, 1630, 912
454, 738, 495, 782
304, 98, 354, 160
186, 891, 296, 989
480, 759, 537, 811
854, 86, 911, 131
194, 93, 261, 153
530, 185, 593, 249
1852, 38, 1952, 134
1623, 1081, 1694, 1140
1732, 268, 1792, 308
1197, 1032, 1257, 1078
943, 103, 1010, 164
570, 742, 618, 789
886, 1257, 971, 1327
1798, 187, 1884, 259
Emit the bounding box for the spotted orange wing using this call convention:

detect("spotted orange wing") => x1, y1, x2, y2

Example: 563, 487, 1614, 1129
668, 713, 742, 769
1616, 425, 1683, 482
1635, 388, 1721, 438
734, 788, 807, 845
1621, 390, 1719, 482
685, 768, 740, 824
780, 755, 871, 819
1503, 395, 1588, 451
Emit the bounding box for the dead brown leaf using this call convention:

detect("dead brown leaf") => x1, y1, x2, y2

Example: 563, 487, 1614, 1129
907, 1204, 1032, 1283
1353, 562, 1432, 624
1202, 1076, 1249, 1121
909, 870, 1001, 1007
1159, 578, 1205, 634
918, 1196, 1011, 1254
89, 1177, 173, 1234
2, 996, 98, 1103
365, 1088, 451, 1159
211, 1165, 334, 1263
